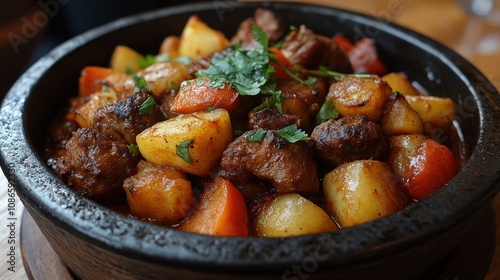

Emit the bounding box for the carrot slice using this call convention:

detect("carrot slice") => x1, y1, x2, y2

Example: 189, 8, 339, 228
179, 177, 249, 237
347, 38, 388, 75
407, 139, 457, 200
333, 34, 354, 53
78, 66, 114, 96
269, 47, 293, 80
170, 79, 240, 114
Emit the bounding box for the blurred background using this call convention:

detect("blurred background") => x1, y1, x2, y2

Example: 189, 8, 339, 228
1, 0, 499, 101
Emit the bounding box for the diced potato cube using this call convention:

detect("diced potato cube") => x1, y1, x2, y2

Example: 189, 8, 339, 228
178, 15, 229, 58
382, 72, 420, 96
323, 160, 407, 227
159, 35, 180, 58
328, 76, 392, 122
110, 45, 144, 74
74, 91, 117, 128
381, 92, 424, 136
136, 109, 233, 176
254, 193, 338, 237
405, 95, 455, 134
123, 160, 193, 224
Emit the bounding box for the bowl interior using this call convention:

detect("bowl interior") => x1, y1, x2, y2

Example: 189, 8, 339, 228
2, 0, 500, 274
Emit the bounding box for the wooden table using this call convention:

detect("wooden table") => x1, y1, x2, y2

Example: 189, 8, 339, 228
1, 0, 499, 279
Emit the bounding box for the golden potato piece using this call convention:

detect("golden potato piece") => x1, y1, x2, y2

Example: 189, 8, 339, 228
178, 15, 229, 58
327, 76, 392, 122
133, 61, 191, 97
136, 109, 233, 176
110, 45, 144, 74
386, 134, 428, 180
405, 95, 455, 135
382, 72, 420, 96
74, 91, 117, 128
381, 92, 424, 136
159, 35, 181, 58
323, 160, 407, 227
123, 160, 193, 224
254, 193, 338, 237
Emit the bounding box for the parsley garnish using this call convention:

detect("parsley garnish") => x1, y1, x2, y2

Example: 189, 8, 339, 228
138, 55, 157, 69
246, 128, 267, 142
314, 98, 339, 125
245, 125, 310, 143
132, 76, 149, 93
303, 66, 372, 80
196, 24, 287, 113
125, 65, 134, 75
139, 97, 156, 115
176, 139, 193, 164
127, 144, 140, 157
277, 124, 310, 143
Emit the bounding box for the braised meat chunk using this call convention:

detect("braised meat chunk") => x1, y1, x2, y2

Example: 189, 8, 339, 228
280, 25, 352, 72
55, 128, 139, 199
220, 130, 319, 195
92, 90, 164, 144
248, 108, 301, 130
311, 115, 387, 166
231, 8, 285, 48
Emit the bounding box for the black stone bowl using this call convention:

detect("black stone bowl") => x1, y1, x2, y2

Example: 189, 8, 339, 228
2, 2, 500, 279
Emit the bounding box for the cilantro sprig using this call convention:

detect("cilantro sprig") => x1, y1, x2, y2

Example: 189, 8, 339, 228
176, 139, 193, 164
197, 24, 284, 112
139, 97, 156, 115
245, 125, 310, 144
277, 124, 310, 143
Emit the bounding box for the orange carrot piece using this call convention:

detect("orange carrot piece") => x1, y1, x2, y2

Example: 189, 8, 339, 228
407, 139, 457, 200
333, 34, 354, 53
269, 47, 293, 80
78, 66, 114, 96
170, 79, 241, 114
347, 38, 388, 75
179, 177, 249, 237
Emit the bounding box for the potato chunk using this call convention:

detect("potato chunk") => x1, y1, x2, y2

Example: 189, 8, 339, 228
254, 193, 338, 237
136, 109, 233, 176
123, 160, 193, 224
323, 160, 407, 227
381, 92, 424, 136
74, 91, 117, 128
327, 76, 392, 122
134, 61, 191, 97
405, 95, 455, 135
110, 45, 144, 74
382, 72, 420, 96
178, 15, 229, 58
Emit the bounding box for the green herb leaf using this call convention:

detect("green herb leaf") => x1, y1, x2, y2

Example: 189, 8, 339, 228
251, 22, 269, 50
132, 76, 149, 93
246, 128, 267, 142
176, 139, 193, 164
305, 66, 372, 80
127, 144, 140, 157
138, 54, 157, 69
314, 98, 339, 125
277, 124, 310, 143
139, 96, 156, 115
125, 65, 134, 75
196, 24, 271, 97
253, 85, 284, 113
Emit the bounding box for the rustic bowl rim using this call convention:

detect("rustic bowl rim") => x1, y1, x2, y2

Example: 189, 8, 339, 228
1, 0, 500, 273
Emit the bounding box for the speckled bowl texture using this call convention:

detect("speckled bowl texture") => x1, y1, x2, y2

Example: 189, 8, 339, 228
2, 2, 500, 279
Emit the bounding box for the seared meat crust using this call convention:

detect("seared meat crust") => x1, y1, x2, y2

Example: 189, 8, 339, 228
220, 130, 319, 195
55, 128, 139, 199
311, 115, 387, 166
